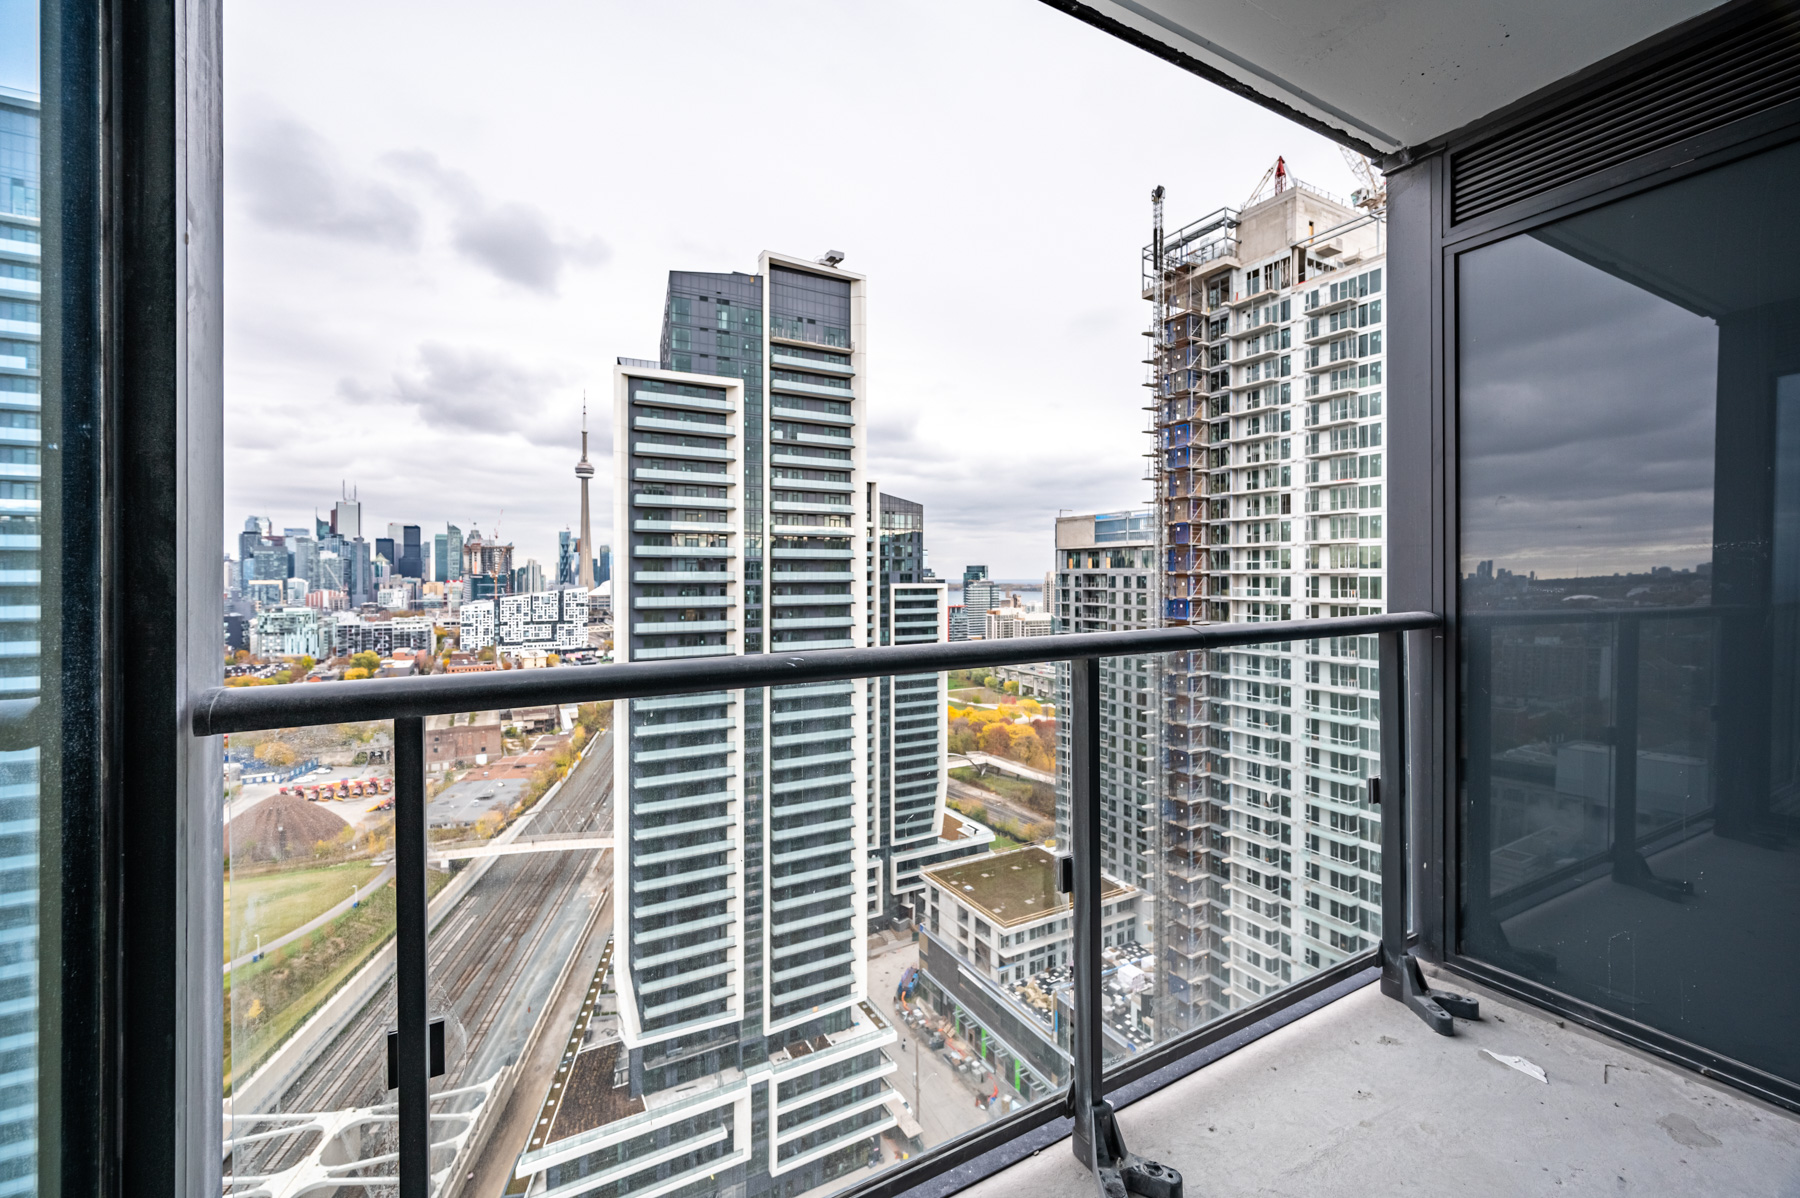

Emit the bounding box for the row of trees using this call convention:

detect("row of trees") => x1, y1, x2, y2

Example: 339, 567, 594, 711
947, 700, 1056, 770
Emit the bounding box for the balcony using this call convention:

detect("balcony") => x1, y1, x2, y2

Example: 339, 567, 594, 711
38, 5, 1800, 1198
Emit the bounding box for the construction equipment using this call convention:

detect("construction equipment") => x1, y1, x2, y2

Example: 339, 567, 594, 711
1241, 155, 1289, 208
1339, 145, 1387, 211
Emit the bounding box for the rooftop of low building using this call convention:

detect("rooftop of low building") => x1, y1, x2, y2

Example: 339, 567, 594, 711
924, 846, 1129, 929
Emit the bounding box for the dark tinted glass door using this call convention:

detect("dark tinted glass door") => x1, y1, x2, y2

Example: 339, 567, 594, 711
1458, 137, 1800, 1087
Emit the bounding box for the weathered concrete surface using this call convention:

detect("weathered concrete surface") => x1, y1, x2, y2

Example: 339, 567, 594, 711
959, 971, 1800, 1198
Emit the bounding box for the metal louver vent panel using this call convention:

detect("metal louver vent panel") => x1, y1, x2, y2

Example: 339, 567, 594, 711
1450, 8, 1800, 225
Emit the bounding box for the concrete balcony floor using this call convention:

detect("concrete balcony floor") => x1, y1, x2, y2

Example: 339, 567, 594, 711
959, 970, 1800, 1198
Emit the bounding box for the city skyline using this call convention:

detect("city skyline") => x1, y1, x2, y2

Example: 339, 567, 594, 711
217, 0, 1364, 579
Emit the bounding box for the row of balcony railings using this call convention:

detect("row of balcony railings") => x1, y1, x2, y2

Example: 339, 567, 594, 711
202, 611, 1450, 1198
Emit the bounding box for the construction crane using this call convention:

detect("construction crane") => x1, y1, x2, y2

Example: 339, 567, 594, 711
1339, 145, 1387, 212
1241, 155, 1289, 209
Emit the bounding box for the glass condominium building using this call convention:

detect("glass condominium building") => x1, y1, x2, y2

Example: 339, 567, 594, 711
572, 254, 897, 1198
0, 84, 38, 1197
864, 491, 975, 927
1052, 511, 1159, 890
1148, 182, 1388, 1034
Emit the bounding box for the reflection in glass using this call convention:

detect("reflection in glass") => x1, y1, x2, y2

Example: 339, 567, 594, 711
1458, 138, 1800, 1086
0, 34, 40, 1197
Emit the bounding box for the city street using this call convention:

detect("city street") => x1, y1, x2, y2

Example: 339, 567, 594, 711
865, 940, 1006, 1148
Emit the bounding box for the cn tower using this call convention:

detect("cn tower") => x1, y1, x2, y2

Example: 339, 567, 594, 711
576, 397, 595, 591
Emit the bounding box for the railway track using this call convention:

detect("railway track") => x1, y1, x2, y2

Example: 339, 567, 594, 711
227, 733, 615, 1187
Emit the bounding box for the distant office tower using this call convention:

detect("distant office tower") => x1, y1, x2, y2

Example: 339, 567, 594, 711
511, 558, 545, 595
237, 516, 265, 591
374, 537, 395, 568
332, 494, 361, 540
346, 537, 374, 606
866, 491, 978, 927
950, 565, 999, 640
565, 253, 926, 1198
556, 530, 577, 587
290, 535, 319, 592
399, 524, 422, 578
1053, 511, 1159, 890
443, 523, 463, 580
593, 543, 611, 586
461, 528, 513, 598
1146, 177, 1386, 1033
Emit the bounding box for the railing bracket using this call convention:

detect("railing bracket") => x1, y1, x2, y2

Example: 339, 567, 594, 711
1075, 1098, 1183, 1198
1385, 946, 1478, 1036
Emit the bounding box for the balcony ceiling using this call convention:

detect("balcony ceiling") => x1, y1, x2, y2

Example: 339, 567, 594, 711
1059, 0, 1726, 154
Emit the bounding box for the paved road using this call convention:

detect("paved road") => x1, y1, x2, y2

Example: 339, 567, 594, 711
462, 888, 613, 1198
865, 942, 1003, 1147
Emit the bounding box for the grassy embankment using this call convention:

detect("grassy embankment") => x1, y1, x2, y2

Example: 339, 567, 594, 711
224, 860, 385, 961
223, 868, 449, 1095
948, 766, 1055, 849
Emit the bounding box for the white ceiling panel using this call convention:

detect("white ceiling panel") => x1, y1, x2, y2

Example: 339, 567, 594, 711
1063, 0, 1727, 153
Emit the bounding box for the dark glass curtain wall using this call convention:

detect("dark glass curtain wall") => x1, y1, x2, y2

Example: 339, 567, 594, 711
1458, 137, 1800, 1087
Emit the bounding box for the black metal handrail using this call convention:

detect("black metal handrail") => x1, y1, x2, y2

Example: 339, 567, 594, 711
194, 610, 1437, 734
205, 610, 1443, 1198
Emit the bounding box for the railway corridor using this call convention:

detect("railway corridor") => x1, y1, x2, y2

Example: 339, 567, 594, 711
226, 730, 616, 1191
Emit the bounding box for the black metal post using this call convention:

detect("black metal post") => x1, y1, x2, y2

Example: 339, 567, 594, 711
395, 717, 429, 1196
1609, 615, 1692, 900
1377, 630, 1407, 999
1070, 656, 1104, 1162
1069, 656, 1180, 1198
1376, 630, 1477, 1035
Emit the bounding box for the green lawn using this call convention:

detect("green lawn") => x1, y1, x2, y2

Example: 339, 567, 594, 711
224, 860, 385, 962
223, 868, 448, 1094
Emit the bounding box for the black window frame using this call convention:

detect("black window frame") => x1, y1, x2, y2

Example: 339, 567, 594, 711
1386, 2, 1800, 1116
54, 0, 1800, 1192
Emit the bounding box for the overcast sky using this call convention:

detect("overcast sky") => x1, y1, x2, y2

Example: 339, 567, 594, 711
214, 2, 1358, 577
1459, 232, 1718, 580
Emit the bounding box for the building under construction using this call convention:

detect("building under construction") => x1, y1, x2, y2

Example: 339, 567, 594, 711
1143, 162, 1391, 1036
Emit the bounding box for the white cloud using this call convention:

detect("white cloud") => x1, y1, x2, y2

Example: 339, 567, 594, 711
222, 0, 1362, 576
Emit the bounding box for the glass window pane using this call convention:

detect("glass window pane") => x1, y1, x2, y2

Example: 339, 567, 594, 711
1101, 637, 1383, 1071
0, 20, 41, 1195
223, 722, 402, 1185
1458, 137, 1800, 1086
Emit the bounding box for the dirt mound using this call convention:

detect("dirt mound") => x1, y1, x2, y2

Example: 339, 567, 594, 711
232, 794, 351, 862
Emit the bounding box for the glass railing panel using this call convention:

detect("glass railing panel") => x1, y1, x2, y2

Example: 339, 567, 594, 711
1100, 637, 1384, 1075
1456, 135, 1800, 1090
223, 719, 404, 1192
916, 661, 1067, 1128
427, 702, 614, 1195
490, 664, 1066, 1198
